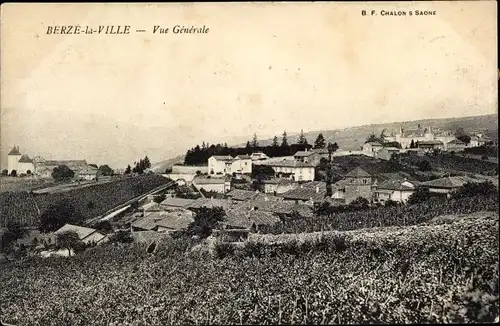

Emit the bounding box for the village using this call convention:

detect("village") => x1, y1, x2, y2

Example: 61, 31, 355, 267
2, 121, 496, 259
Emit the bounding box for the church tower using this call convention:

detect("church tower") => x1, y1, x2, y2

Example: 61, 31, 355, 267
7, 146, 22, 174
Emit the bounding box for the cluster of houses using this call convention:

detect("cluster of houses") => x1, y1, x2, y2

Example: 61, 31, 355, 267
362, 125, 495, 159
6, 146, 98, 180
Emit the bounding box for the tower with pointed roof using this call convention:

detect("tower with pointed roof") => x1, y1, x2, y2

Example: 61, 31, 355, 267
343, 167, 374, 204
7, 146, 22, 175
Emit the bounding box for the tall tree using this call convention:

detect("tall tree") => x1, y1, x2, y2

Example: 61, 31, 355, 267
298, 129, 306, 144
272, 136, 279, 147
281, 131, 288, 147
246, 141, 251, 149
52, 165, 75, 181
98, 165, 113, 176
252, 133, 258, 148
410, 139, 415, 148
125, 165, 132, 174
39, 201, 84, 233
314, 133, 326, 149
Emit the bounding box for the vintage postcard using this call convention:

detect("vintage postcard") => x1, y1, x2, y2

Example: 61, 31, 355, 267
0, 2, 498, 325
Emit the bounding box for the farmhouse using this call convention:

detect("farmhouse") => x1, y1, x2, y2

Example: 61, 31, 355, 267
264, 160, 315, 182
376, 147, 400, 160
55, 224, 107, 244
192, 177, 231, 193
373, 179, 417, 203
281, 186, 325, 204
445, 139, 467, 152
262, 178, 298, 194
418, 176, 479, 196
293, 150, 321, 165
416, 140, 444, 152
362, 142, 384, 157
208, 155, 252, 176
343, 167, 374, 204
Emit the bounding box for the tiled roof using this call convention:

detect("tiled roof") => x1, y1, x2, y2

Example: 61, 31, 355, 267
332, 179, 349, 190
377, 179, 416, 191
254, 193, 283, 202
8, 146, 21, 156
419, 176, 478, 189
266, 160, 315, 168
155, 212, 193, 230
194, 177, 228, 184
294, 151, 317, 157
226, 189, 259, 201
211, 155, 234, 161
44, 160, 88, 167
160, 197, 195, 208
55, 224, 99, 240
131, 215, 161, 231
447, 139, 466, 145
281, 187, 326, 202
236, 155, 252, 160
344, 167, 372, 178
224, 210, 280, 229
262, 178, 296, 185
377, 172, 413, 182
188, 197, 237, 211
381, 147, 400, 151
301, 181, 327, 190
365, 142, 383, 146
417, 140, 443, 146
18, 154, 33, 163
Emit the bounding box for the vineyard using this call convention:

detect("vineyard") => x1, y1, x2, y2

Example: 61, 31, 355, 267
399, 153, 498, 175
0, 211, 498, 325
0, 174, 171, 228
259, 193, 499, 234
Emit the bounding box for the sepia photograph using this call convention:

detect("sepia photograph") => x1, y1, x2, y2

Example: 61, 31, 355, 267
0, 1, 498, 325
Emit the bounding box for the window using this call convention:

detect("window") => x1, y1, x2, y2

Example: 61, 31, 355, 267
363, 179, 367, 184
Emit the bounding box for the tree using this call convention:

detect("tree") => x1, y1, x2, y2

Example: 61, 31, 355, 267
10, 170, 17, 177
380, 129, 387, 141
56, 231, 82, 256
26, 170, 32, 176
92, 220, 113, 234
298, 129, 306, 144
0, 221, 28, 252
98, 165, 114, 176
314, 133, 326, 149
365, 133, 379, 143
281, 131, 288, 147
252, 133, 258, 148
185, 207, 226, 239
407, 187, 431, 205
1, 169, 8, 176
246, 141, 251, 149
418, 160, 432, 172
39, 201, 84, 233
348, 197, 370, 211
125, 165, 132, 174
272, 136, 279, 147
452, 181, 497, 200
52, 165, 74, 181
108, 230, 134, 244
153, 193, 167, 204
410, 140, 415, 149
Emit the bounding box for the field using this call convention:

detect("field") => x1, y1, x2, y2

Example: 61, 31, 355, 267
0, 174, 172, 228
0, 177, 59, 194
0, 210, 498, 325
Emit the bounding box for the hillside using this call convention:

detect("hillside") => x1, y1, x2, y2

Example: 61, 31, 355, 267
1, 211, 498, 324
157, 113, 498, 165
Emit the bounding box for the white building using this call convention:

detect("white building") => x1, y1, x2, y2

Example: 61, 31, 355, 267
362, 142, 384, 157
250, 152, 269, 161
264, 160, 315, 182
192, 177, 231, 193
76, 166, 100, 180
7, 146, 35, 175
384, 125, 457, 150
373, 179, 417, 203
208, 155, 252, 175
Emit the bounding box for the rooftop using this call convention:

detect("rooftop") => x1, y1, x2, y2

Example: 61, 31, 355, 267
55, 224, 99, 240
193, 177, 229, 184
264, 160, 315, 168
447, 139, 466, 145
294, 151, 318, 157
211, 155, 235, 161
18, 154, 33, 163
8, 146, 21, 156
365, 142, 383, 146
160, 197, 196, 208
376, 179, 416, 191
224, 210, 280, 229
344, 167, 372, 178
419, 176, 479, 189
281, 187, 325, 202
226, 189, 260, 201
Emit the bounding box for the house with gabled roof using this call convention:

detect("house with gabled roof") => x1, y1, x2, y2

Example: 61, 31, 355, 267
418, 176, 481, 196
362, 142, 384, 157
373, 179, 417, 203
208, 155, 252, 175
55, 224, 107, 245
294, 150, 321, 165
343, 167, 375, 204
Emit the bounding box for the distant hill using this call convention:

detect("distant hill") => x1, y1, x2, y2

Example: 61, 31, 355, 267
150, 154, 185, 173
154, 113, 498, 166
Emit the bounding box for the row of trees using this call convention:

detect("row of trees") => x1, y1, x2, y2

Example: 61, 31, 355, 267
124, 156, 151, 174
183, 132, 337, 166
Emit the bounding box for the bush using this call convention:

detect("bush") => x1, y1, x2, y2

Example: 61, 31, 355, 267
213, 241, 236, 259
407, 187, 431, 205
108, 230, 134, 244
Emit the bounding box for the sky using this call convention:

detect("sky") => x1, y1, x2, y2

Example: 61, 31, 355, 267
1, 2, 497, 169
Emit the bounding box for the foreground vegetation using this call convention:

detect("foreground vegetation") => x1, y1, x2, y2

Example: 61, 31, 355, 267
1, 210, 498, 325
